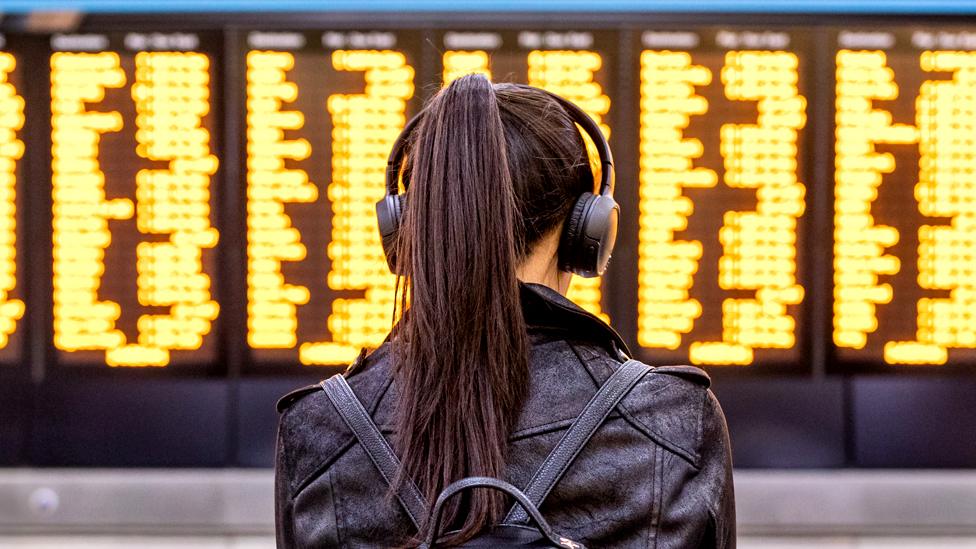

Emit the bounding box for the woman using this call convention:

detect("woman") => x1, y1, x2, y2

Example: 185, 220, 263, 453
275, 74, 735, 548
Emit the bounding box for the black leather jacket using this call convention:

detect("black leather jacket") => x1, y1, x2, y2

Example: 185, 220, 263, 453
275, 282, 735, 548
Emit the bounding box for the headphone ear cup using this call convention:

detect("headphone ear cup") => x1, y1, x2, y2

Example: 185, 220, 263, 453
559, 193, 619, 278
375, 194, 405, 274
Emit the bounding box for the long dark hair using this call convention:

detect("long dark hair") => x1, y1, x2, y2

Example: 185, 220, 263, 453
391, 74, 593, 544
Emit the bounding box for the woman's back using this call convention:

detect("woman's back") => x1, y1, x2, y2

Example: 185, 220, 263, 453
275, 283, 735, 548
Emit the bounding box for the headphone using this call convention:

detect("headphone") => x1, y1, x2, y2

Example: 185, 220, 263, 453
376, 86, 619, 278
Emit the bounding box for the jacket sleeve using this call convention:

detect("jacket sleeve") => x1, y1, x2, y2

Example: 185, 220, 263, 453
697, 389, 736, 549
275, 417, 297, 549
654, 385, 735, 549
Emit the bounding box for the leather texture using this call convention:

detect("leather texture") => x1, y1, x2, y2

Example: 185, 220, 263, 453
322, 359, 651, 547
504, 359, 650, 524
275, 282, 736, 548
320, 376, 427, 529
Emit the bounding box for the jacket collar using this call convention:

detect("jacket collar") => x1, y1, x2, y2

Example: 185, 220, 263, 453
519, 281, 632, 359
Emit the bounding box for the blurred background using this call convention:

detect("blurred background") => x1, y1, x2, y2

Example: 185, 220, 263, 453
0, 0, 975, 547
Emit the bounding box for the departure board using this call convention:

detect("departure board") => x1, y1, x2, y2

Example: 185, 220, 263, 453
0, 34, 25, 365
0, 19, 968, 374
243, 30, 420, 366
50, 32, 221, 367
3, 14, 976, 472
832, 28, 976, 367
634, 29, 810, 367
435, 29, 615, 322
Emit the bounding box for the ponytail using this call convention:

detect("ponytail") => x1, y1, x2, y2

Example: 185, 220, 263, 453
391, 74, 529, 543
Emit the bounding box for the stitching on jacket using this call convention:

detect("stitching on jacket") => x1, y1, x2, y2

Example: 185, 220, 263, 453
290, 370, 395, 497
510, 362, 648, 519
566, 340, 608, 390
293, 436, 357, 496
619, 399, 700, 468
509, 414, 622, 440
504, 339, 601, 436
376, 416, 629, 439
568, 340, 609, 387
329, 464, 345, 546
697, 390, 726, 549
328, 467, 342, 547
649, 444, 662, 549
276, 432, 297, 547
369, 373, 395, 415
566, 345, 702, 467
612, 368, 701, 466
511, 417, 575, 440
697, 389, 707, 468
367, 414, 627, 442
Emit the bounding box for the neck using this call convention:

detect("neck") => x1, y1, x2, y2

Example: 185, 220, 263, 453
515, 230, 572, 295
516, 255, 572, 295
516, 263, 558, 292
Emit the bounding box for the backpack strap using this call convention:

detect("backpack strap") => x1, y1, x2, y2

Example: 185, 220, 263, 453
320, 375, 429, 530
503, 359, 652, 524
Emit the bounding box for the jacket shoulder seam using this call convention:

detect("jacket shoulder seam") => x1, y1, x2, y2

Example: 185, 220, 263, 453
617, 383, 702, 467
292, 437, 357, 497
652, 365, 711, 388
559, 348, 705, 467
565, 340, 604, 387
286, 374, 395, 498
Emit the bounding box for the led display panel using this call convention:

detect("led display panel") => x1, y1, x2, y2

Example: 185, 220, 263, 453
49, 32, 221, 367
243, 30, 421, 366
27, 22, 976, 373
633, 29, 811, 368
0, 33, 25, 365
832, 28, 976, 367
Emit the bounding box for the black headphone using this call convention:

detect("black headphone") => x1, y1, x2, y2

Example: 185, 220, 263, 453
376, 86, 619, 278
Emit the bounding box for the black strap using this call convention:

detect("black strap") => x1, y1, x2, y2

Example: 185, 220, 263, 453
504, 359, 651, 524
419, 477, 588, 549
320, 375, 429, 530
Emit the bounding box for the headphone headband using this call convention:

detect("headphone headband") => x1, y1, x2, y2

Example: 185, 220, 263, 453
384, 85, 614, 199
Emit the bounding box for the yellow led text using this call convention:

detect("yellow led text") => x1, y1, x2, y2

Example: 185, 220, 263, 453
637, 51, 714, 349
245, 51, 317, 350
884, 51, 976, 364
109, 51, 219, 367
51, 52, 132, 357
0, 52, 25, 348
298, 50, 413, 365
690, 51, 806, 366
833, 50, 918, 350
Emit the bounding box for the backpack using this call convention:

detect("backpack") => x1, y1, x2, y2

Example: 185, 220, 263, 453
321, 359, 652, 548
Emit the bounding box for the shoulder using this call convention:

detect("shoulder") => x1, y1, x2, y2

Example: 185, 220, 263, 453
275, 344, 395, 497
525, 338, 718, 467
611, 359, 719, 469
277, 344, 394, 416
